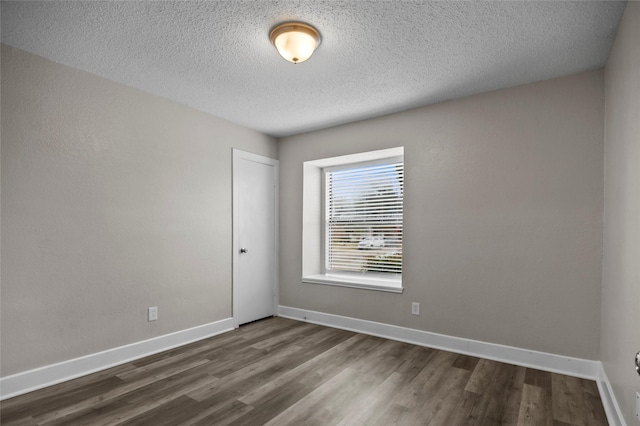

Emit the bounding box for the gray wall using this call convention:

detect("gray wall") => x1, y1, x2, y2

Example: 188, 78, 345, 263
1, 35, 616, 381
602, 2, 640, 423
0, 45, 278, 376
279, 70, 604, 360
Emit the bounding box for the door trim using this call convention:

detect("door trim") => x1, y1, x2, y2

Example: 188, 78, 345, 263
232, 149, 279, 328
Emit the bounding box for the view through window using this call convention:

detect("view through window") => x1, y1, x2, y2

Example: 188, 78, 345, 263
325, 159, 403, 277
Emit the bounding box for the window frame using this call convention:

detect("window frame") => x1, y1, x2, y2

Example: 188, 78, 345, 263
302, 147, 404, 293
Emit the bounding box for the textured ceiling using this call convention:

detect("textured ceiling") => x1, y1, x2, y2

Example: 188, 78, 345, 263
1, 1, 626, 137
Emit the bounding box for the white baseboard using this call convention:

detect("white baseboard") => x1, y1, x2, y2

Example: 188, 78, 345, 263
0, 318, 235, 401
278, 305, 627, 425
278, 305, 599, 378
2, 310, 626, 426
597, 363, 627, 426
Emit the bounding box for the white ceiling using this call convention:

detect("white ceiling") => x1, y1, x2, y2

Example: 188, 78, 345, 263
1, 1, 626, 137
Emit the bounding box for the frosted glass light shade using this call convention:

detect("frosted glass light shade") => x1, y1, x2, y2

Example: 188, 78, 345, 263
270, 22, 321, 64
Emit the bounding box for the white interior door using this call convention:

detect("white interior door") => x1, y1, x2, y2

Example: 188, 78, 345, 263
233, 150, 278, 326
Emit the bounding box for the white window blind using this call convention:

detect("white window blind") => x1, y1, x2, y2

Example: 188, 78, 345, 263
325, 159, 403, 275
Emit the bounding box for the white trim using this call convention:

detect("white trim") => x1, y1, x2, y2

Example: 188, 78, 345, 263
232, 149, 280, 328
597, 363, 627, 426
302, 274, 403, 293
0, 318, 234, 401
1, 309, 625, 426
278, 306, 628, 425
305, 147, 405, 169
302, 147, 404, 280
277, 305, 600, 379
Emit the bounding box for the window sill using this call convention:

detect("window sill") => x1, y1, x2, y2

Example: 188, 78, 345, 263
302, 274, 403, 294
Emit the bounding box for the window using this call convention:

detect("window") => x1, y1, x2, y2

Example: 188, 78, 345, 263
325, 159, 403, 275
302, 147, 404, 293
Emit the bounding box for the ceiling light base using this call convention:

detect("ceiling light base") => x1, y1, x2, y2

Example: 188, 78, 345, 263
270, 22, 321, 64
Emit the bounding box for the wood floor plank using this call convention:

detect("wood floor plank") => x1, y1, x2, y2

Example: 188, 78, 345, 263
284, 324, 342, 348
200, 345, 268, 378
1, 317, 608, 426
180, 330, 352, 424
261, 366, 357, 426
465, 358, 502, 394
518, 383, 554, 426
0, 415, 39, 426
238, 332, 369, 406
439, 389, 482, 425
408, 365, 472, 425
123, 394, 202, 426
452, 353, 481, 371
553, 421, 576, 426
204, 319, 302, 359
335, 342, 439, 425
334, 371, 406, 426
306, 345, 411, 423
0, 375, 125, 422
173, 390, 252, 425
233, 317, 304, 343
458, 361, 519, 425
582, 386, 609, 426
551, 374, 589, 425
30, 358, 210, 425
186, 400, 254, 426
249, 322, 320, 351
263, 338, 404, 425
43, 370, 214, 426
186, 344, 302, 402
295, 335, 387, 388
396, 349, 459, 409
0, 362, 135, 414
117, 351, 213, 382
366, 350, 461, 425
393, 345, 436, 375
581, 378, 600, 396
478, 363, 526, 425
525, 368, 553, 394
128, 329, 242, 369
227, 380, 313, 426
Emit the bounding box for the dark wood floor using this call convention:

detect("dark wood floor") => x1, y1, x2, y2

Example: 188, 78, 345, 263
1, 317, 608, 425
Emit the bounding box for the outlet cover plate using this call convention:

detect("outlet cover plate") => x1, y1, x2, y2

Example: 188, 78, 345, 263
411, 302, 420, 316
148, 306, 158, 321
636, 392, 639, 420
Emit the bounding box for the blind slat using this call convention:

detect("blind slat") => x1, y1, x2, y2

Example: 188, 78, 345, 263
326, 160, 403, 274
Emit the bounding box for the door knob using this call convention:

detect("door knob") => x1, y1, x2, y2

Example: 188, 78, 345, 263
635, 351, 640, 376
240, 248, 248, 254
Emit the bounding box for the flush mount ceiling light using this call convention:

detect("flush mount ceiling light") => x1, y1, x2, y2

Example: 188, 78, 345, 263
269, 22, 321, 64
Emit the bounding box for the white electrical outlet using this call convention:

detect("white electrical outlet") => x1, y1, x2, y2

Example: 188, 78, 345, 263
411, 302, 420, 316
148, 306, 158, 322
636, 392, 639, 421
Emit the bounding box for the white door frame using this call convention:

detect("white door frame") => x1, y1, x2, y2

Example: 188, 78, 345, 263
232, 149, 279, 328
